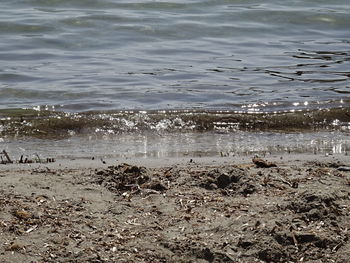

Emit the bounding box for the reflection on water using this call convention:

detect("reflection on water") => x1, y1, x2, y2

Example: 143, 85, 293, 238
256, 49, 350, 84
1, 131, 349, 160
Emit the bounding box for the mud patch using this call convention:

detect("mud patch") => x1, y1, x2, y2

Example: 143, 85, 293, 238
199, 167, 258, 196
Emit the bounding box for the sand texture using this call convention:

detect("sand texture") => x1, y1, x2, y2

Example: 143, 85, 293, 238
0, 155, 349, 262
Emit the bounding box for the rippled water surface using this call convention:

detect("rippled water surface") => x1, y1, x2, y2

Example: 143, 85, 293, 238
1, 0, 349, 111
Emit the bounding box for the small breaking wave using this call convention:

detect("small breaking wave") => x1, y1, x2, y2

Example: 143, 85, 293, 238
0, 105, 349, 139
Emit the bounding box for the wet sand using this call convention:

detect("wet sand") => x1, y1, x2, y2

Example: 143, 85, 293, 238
0, 154, 349, 262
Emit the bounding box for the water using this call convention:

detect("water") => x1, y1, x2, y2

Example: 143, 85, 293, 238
1, 131, 349, 160
1, 0, 350, 159
1, 0, 349, 111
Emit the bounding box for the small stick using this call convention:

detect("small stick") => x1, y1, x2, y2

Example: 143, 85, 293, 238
291, 231, 299, 251
35, 153, 41, 163
2, 150, 13, 163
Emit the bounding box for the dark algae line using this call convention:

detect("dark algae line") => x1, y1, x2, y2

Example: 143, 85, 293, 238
1, 107, 349, 139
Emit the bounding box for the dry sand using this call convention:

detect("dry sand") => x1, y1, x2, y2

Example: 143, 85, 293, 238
0, 154, 349, 263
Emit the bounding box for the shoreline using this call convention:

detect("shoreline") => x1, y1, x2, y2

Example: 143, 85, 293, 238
1, 153, 349, 262
1, 152, 349, 171
1, 128, 349, 164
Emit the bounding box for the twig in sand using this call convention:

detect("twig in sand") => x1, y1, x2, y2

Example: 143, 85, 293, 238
35, 153, 42, 163
291, 231, 299, 251
2, 150, 13, 163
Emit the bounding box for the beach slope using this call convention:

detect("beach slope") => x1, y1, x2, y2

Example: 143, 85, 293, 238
0, 155, 349, 262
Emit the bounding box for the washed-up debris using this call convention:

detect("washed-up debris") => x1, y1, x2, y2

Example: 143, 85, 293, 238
5, 242, 25, 252
305, 160, 346, 168
93, 163, 167, 195
1, 158, 349, 262
1, 149, 55, 164
12, 209, 33, 220
0, 150, 13, 164
338, 166, 350, 172
31, 167, 57, 175
252, 156, 277, 168
199, 168, 257, 196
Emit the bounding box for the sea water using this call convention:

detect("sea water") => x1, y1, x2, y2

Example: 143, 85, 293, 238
1, 0, 349, 111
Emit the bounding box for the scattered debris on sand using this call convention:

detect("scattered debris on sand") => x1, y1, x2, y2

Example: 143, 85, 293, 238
0, 150, 13, 164
0, 149, 55, 164
0, 157, 349, 262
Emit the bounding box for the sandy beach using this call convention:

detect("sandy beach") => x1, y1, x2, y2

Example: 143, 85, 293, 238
0, 153, 349, 263
1, 1, 349, 262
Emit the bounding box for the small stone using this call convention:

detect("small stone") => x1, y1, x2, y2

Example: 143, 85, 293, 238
13, 210, 32, 220
252, 157, 277, 168
5, 243, 23, 251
